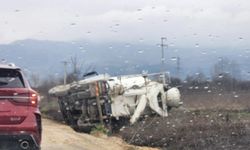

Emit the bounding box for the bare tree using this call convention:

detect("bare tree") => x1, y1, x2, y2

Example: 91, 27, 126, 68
30, 73, 40, 88
83, 64, 95, 75
211, 57, 241, 91
212, 57, 241, 79
67, 55, 84, 82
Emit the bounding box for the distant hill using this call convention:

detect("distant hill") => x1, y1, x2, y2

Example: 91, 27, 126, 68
0, 39, 249, 80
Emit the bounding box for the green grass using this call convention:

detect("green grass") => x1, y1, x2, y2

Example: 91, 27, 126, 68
91, 124, 109, 135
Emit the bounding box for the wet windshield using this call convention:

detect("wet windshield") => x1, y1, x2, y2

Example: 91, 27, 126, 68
0, 0, 250, 150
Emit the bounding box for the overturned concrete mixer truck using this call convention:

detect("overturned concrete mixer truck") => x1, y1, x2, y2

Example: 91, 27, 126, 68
49, 72, 183, 132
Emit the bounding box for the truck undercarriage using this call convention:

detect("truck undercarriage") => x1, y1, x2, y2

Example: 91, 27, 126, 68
49, 73, 182, 133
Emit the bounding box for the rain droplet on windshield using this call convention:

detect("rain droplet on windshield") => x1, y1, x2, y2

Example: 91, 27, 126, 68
218, 75, 223, 78
125, 43, 131, 48
137, 50, 144, 54
171, 57, 177, 61
79, 46, 83, 50
201, 51, 207, 55
234, 95, 239, 98
169, 43, 175, 47
124, 60, 129, 64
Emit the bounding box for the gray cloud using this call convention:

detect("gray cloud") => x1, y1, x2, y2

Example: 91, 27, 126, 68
0, 0, 249, 48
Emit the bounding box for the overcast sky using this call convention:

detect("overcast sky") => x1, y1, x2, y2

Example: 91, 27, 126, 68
0, 0, 249, 48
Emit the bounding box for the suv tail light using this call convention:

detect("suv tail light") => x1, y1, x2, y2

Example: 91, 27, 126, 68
13, 90, 38, 107
0, 89, 38, 107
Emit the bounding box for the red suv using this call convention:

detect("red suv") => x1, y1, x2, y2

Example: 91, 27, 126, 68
0, 64, 41, 150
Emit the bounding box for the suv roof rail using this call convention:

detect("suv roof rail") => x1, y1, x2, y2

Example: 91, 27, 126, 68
8, 63, 16, 67
0, 62, 20, 69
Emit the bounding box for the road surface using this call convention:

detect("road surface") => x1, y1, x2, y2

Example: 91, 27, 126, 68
41, 118, 157, 150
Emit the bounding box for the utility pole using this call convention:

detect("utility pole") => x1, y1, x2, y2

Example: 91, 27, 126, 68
160, 37, 167, 84
177, 56, 180, 78
62, 61, 69, 85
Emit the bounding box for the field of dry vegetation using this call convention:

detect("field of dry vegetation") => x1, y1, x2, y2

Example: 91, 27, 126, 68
39, 90, 250, 150
118, 90, 250, 150
38, 73, 250, 149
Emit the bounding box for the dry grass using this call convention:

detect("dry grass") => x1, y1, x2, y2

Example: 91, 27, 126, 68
120, 109, 250, 150
40, 90, 250, 149
182, 90, 250, 110
39, 96, 64, 122
119, 90, 250, 149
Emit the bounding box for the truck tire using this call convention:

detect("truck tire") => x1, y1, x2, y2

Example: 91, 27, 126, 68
73, 125, 93, 133
58, 99, 71, 124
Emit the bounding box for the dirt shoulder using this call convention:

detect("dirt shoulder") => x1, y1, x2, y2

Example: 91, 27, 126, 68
41, 118, 158, 150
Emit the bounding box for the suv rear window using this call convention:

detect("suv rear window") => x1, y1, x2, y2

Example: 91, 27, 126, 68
0, 69, 25, 88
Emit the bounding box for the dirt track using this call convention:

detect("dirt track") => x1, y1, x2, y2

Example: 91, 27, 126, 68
41, 118, 158, 150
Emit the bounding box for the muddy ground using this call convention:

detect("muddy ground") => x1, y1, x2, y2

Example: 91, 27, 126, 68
42, 108, 250, 150
119, 109, 250, 150
41, 91, 250, 150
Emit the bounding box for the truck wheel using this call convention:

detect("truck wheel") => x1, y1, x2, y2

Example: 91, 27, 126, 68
58, 99, 71, 124
72, 125, 93, 133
